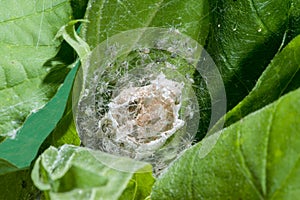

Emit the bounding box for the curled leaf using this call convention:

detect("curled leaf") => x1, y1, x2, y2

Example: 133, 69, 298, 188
32, 144, 155, 200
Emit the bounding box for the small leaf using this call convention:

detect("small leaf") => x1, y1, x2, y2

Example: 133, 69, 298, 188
152, 87, 300, 199
56, 20, 91, 61
32, 145, 155, 200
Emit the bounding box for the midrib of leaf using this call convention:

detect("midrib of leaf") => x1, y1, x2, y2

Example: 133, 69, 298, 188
0, 2, 67, 24
121, 0, 165, 62
278, 51, 300, 96
266, 95, 300, 199
36, 0, 46, 48
236, 127, 264, 199
196, 11, 210, 42
270, 155, 300, 199
190, 145, 199, 199
263, 103, 277, 198
248, 0, 270, 33
143, 0, 164, 29
0, 43, 54, 47
93, 0, 105, 46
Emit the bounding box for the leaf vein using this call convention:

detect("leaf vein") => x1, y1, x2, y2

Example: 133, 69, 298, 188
237, 127, 264, 199
0, 1, 68, 25
248, 0, 271, 33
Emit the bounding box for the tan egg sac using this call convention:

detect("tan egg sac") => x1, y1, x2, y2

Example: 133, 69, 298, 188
107, 73, 184, 144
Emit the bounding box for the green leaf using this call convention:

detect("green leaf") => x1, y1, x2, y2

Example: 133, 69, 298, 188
82, 0, 210, 48
44, 89, 81, 148
207, 0, 300, 109
0, 62, 79, 175
0, 0, 72, 137
32, 145, 155, 200
0, 169, 40, 200
151, 87, 300, 199
222, 34, 300, 128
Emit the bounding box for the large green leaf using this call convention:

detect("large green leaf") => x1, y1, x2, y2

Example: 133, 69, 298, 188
32, 144, 155, 200
207, 0, 300, 109
0, 63, 79, 175
151, 87, 300, 199
222, 34, 300, 128
82, 0, 210, 47
0, 0, 72, 137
